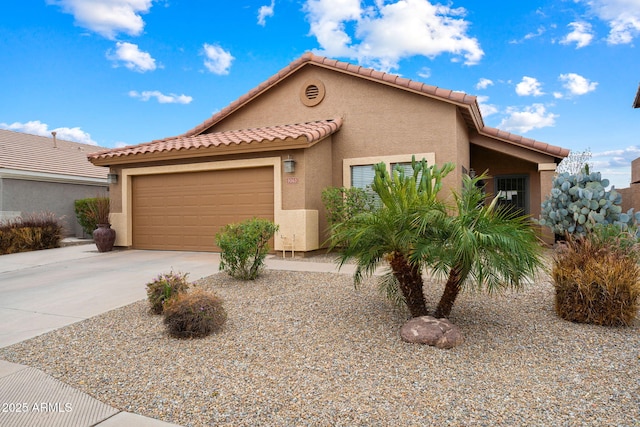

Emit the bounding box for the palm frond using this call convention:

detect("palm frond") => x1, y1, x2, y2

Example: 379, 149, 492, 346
376, 270, 407, 308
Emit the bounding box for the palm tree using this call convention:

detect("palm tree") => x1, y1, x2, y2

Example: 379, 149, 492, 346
415, 174, 544, 318
331, 158, 454, 318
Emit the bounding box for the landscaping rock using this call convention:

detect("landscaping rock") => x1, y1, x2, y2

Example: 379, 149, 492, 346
400, 316, 464, 349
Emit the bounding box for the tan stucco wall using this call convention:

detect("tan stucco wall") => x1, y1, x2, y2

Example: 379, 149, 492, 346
208, 66, 464, 193
303, 136, 333, 245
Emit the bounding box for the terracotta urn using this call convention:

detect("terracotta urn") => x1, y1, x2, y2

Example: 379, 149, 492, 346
93, 223, 116, 252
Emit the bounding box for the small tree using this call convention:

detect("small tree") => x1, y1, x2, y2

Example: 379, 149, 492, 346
331, 157, 454, 317
556, 148, 592, 175
215, 218, 279, 280
417, 174, 544, 318
539, 165, 638, 238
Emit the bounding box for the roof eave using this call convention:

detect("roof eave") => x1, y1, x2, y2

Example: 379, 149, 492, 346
0, 168, 108, 185
89, 136, 328, 167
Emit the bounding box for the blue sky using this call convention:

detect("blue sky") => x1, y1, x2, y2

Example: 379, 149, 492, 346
1, 0, 639, 188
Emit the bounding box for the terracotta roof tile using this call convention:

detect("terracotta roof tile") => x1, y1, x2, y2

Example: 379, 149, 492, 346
89, 119, 342, 161
0, 129, 108, 179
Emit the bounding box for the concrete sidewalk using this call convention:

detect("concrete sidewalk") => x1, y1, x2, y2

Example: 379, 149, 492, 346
0, 243, 354, 426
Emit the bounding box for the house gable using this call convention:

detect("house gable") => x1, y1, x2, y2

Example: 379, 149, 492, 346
181, 53, 568, 161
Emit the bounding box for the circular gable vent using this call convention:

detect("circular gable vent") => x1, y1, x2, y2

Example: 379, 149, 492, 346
300, 79, 325, 107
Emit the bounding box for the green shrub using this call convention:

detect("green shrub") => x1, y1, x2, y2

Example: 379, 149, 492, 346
321, 186, 376, 227
163, 289, 227, 338
0, 212, 63, 254
146, 270, 190, 314
75, 197, 110, 235
215, 218, 278, 280
552, 226, 640, 326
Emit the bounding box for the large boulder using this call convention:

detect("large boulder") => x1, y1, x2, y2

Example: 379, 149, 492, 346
400, 316, 464, 349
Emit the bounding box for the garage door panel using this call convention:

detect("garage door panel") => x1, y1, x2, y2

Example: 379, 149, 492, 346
132, 167, 274, 251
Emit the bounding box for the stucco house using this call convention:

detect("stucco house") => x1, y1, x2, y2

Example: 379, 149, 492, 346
88, 53, 569, 252
0, 129, 108, 236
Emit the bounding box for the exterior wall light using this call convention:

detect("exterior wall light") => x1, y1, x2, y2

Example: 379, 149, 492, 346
107, 173, 119, 184
283, 156, 296, 174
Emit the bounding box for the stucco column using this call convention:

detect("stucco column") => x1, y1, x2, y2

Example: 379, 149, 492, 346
538, 164, 557, 246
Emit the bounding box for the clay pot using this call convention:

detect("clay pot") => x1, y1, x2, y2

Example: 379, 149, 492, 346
93, 223, 116, 252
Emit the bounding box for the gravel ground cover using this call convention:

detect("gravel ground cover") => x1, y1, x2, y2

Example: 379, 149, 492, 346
0, 268, 639, 427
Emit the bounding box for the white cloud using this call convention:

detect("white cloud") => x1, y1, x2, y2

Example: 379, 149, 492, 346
417, 67, 431, 78
524, 26, 546, 40
476, 95, 498, 117
202, 43, 234, 75
258, 0, 275, 26
129, 90, 193, 104
0, 120, 97, 145
593, 146, 640, 165
509, 25, 546, 44
559, 73, 598, 95
47, 0, 153, 39
560, 21, 594, 48
107, 42, 156, 72
581, 0, 640, 44
475, 78, 493, 90
592, 145, 640, 188
498, 104, 558, 133
304, 0, 484, 72
553, 92, 564, 99
515, 76, 544, 96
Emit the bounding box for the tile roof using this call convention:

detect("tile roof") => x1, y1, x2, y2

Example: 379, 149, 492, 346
88, 119, 342, 161
181, 53, 569, 159
0, 129, 108, 180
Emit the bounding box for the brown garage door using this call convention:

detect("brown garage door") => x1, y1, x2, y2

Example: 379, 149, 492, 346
132, 167, 274, 251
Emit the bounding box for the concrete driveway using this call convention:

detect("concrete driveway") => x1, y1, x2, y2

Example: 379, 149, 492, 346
0, 244, 221, 348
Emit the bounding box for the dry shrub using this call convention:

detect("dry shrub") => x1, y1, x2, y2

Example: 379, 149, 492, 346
163, 289, 227, 338
0, 212, 63, 254
146, 271, 190, 314
553, 229, 640, 326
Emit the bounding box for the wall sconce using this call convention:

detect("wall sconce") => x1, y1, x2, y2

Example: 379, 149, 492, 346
107, 173, 119, 184
283, 156, 296, 174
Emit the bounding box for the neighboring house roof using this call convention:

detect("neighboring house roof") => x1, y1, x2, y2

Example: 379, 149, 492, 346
89, 53, 569, 163
0, 129, 108, 183
90, 119, 342, 161
634, 83, 640, 108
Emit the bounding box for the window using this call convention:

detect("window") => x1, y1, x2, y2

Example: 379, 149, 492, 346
350, 164, 376, 189
344, 153, 436, 189
495, 175, 529, 216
